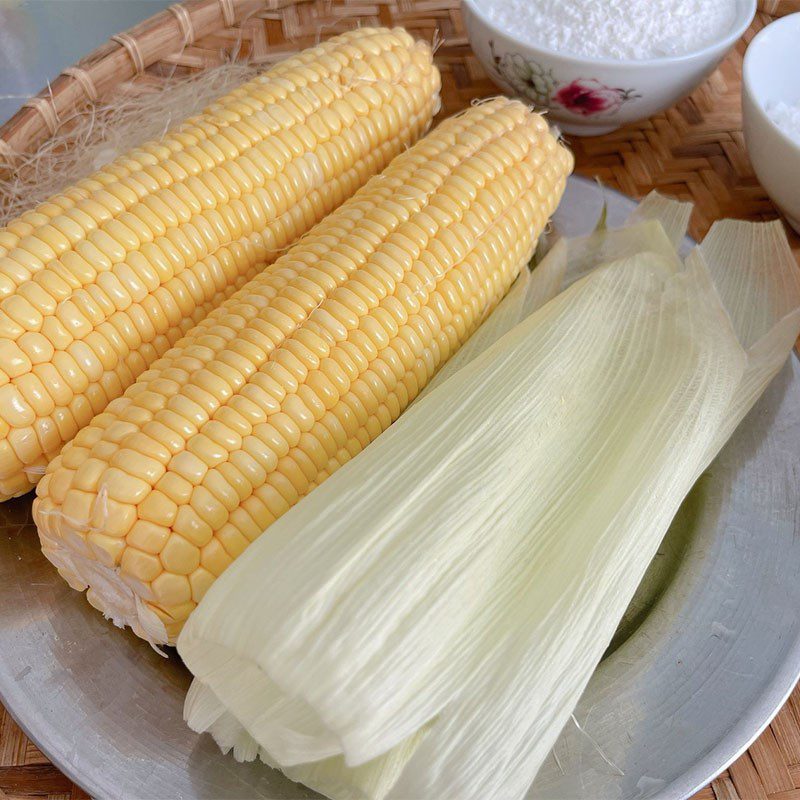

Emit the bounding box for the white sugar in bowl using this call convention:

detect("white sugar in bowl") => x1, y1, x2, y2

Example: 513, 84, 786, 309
742, 13, 800, 235
462, 0, 756, 137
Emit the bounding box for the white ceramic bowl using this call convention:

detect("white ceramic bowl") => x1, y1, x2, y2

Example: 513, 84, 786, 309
742, 13, 800, 235
462, 0, 756, 137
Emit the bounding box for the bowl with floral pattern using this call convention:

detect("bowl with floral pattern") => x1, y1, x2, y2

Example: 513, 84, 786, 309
461, 0, 756, 136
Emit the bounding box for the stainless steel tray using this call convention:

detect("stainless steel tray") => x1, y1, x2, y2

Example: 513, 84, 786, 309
1, 176, 799, 800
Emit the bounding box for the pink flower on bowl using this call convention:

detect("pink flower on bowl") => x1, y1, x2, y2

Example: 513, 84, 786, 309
553, 79, 629, 116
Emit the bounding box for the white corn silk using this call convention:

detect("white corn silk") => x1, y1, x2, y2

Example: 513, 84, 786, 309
179, 200, 800, 800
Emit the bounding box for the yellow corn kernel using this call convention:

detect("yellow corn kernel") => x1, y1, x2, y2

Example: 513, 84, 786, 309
34, 98, 572, 644
0, 28, 440, 500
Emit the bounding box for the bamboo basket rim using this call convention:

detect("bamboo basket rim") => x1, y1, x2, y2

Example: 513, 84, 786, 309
0, 0, 296, 163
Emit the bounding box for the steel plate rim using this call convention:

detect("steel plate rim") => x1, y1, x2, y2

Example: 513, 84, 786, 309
670, 658, 800, 800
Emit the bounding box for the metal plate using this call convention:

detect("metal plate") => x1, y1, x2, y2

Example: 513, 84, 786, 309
1, 176, 799, 800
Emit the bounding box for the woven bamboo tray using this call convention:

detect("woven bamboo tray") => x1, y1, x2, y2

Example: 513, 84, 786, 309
1, 1, 799, 799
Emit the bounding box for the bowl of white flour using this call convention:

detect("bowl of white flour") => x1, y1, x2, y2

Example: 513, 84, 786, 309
462, 0, 756, 135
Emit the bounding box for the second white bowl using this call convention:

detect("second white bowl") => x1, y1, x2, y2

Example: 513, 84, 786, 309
462, 0, 756, 137
742, 13, 800, 235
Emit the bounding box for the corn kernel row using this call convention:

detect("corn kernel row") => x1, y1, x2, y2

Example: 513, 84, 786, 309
0, 28, 427, 263
35, 98, 573, 643
0, 28, 440, 498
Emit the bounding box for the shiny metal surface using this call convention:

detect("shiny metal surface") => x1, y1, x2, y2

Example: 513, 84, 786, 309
1, 177, 799, 800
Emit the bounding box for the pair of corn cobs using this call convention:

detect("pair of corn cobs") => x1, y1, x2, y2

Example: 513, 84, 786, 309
0, 28, 572, 644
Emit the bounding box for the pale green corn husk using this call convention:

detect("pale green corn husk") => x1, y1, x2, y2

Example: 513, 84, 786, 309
561, 217, 682, 288
179, 203, 800, 800
625, 189, 692, 249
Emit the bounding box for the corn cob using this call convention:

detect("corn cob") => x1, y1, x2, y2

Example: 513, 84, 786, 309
0, 27, 440, 500
34, 98, 573, 644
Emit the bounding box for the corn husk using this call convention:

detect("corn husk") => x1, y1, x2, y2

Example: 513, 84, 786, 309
625, 190, 692, 250
179, 201, 800, 800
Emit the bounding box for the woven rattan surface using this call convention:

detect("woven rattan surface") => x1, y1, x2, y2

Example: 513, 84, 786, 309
1, 0, 800, 798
